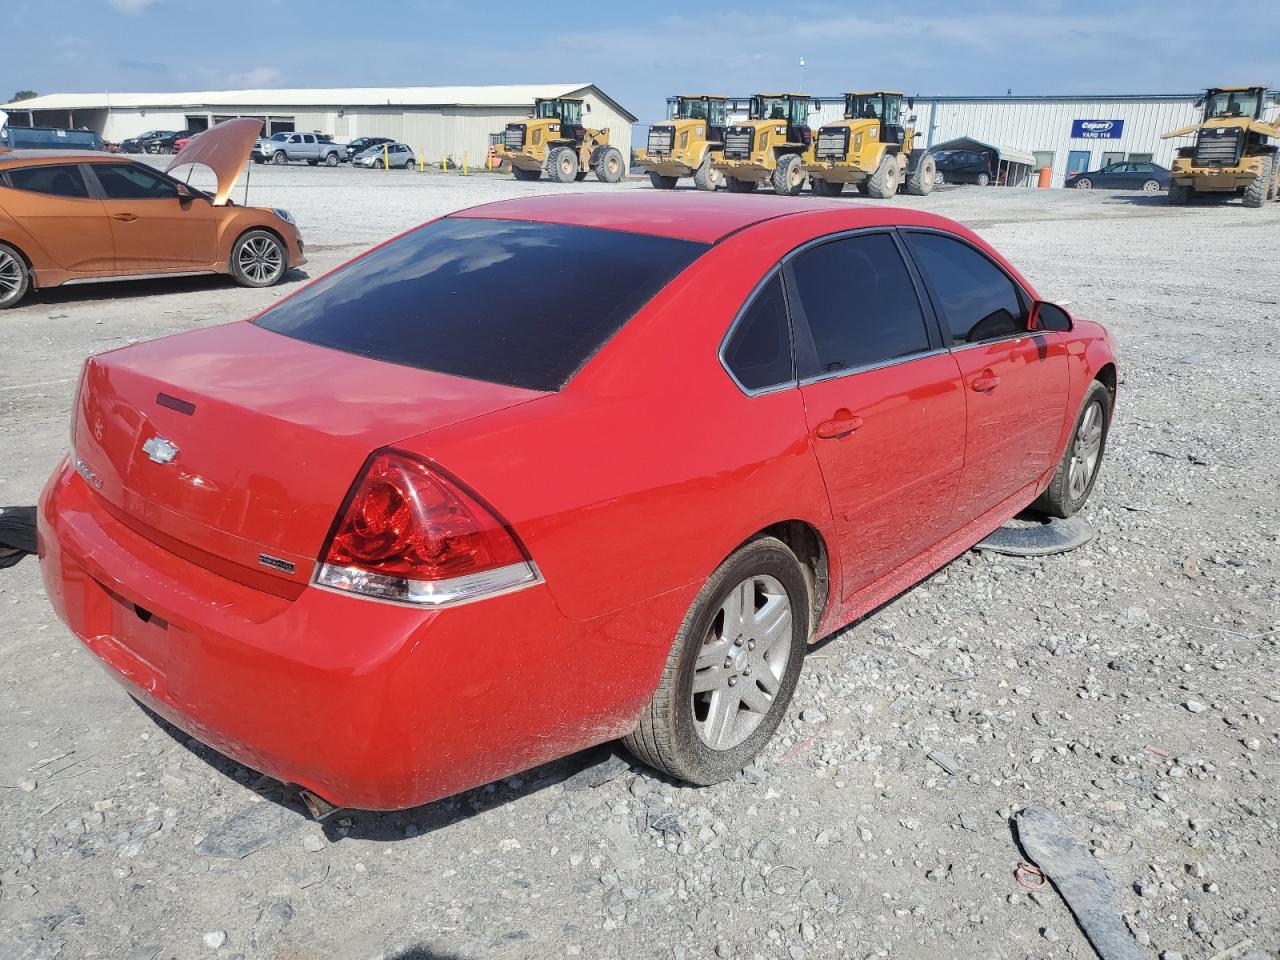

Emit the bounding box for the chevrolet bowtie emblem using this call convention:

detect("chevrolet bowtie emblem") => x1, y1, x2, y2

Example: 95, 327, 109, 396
142, 435, 179, 464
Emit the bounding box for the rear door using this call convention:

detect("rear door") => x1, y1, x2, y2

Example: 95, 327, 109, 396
903, 230, 1068, 519
86, 161, 218, 272
0, 163, 114, 274
788, 230, 967, 597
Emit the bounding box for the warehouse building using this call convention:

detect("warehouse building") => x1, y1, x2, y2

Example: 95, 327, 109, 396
3, 83, 637, 167
707, 91, 1280, 188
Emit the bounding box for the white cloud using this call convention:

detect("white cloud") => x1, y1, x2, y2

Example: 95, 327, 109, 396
109, 0, 159, 12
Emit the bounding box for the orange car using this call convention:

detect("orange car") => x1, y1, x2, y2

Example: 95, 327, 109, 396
0, 118, 304, 309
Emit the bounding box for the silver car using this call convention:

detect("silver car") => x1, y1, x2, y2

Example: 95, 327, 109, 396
354, 142, 416, 169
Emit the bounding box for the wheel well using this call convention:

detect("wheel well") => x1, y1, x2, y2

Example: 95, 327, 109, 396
0, 238, 36, 287
1094, 363, 1117, 404
757, 520, 829, 637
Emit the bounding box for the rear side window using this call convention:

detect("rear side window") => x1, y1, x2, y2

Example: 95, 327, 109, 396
256, 218, 708, 391
723, 274, 793, 392
788, 233, 931, 376
905, 233, 1026, 344
5, 164, 90, 198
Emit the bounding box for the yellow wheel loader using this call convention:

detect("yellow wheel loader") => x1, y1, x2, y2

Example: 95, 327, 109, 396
637, 95, 729, 191
503, 98, 626, 184
712, 94, 815, 196
1163, 86, 1280, 207
806, 92, 935, 199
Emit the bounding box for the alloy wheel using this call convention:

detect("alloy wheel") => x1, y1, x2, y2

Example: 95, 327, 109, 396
1142, 179, 1160, 192
1067, 400, 1104, 501
690, 574, 793, 750
0, 250, 23, 304
237, 236, 284, 285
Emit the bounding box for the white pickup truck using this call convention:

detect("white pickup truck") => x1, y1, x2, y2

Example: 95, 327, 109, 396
253, 132, 344, 166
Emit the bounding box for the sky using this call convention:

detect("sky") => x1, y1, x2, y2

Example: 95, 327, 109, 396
3, 0, 1276, 123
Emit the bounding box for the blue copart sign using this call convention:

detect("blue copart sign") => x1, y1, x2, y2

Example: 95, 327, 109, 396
1071, 119, 1124, 139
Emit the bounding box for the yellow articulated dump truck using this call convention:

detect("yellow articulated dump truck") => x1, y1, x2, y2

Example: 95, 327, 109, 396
1163, 86, 1279, 207
713, 93, 815, 196
638, 95, 729, 191
503, 98, 626, 184
806, 91, 935, 198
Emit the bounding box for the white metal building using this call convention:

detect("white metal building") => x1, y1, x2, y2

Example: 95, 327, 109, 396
705, 92, 1280, 188
4, 84, 637, 167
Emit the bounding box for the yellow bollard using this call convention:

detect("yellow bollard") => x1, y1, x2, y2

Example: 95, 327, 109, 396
441, 152, 447, 174
418, 148, 425, 172
463, 151, 469, 176
382, 144, 389, 172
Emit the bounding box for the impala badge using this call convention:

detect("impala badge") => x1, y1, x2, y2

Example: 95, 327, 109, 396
142, 435, 178, 464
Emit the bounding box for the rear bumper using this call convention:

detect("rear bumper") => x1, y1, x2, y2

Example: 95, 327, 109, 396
39, 460, 683, 810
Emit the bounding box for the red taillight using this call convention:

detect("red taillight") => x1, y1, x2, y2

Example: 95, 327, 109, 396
316, 450, 537, 605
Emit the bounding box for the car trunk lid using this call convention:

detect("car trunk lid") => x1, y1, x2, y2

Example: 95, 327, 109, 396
72, 321, 545, 593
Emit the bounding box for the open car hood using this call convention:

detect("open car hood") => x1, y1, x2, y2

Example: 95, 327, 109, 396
166, 117, 263, 206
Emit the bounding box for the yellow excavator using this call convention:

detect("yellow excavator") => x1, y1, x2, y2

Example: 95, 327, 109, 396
1163, 86, 1279, 207
638, 94, 728, 190
805, 91, 935, 198
502, 98, 626, 184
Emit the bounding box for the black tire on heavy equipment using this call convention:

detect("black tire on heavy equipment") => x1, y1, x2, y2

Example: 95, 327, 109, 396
693, 153, 724, 191
771, 153, 806, 196
809, 178, 844, 197
1242, 156, 1271, 208
726, 176, 757, 193
1167, 180, 1192, 204
546, 146, 580, 184
649, 171, 678, 189
866, 154, 898, 199
622, 536, 809, 784
905, 152, 936, 196
512, 165, 542, 181
1031, 380, 1112, 519
594, 146, 625, 184
855, 181, 871, 196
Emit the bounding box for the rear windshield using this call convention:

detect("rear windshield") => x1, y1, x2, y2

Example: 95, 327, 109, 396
256, 218, 708, 391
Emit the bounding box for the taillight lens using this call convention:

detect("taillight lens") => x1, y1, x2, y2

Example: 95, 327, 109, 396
316, 450, 538, 606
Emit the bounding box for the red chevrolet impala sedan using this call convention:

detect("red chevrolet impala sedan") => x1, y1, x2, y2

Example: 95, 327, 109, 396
39, 194, 1117, 811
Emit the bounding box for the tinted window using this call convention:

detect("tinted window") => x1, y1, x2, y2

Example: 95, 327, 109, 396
92, 163, 178, 200
6, 164, 90, 198
906, 233, 1026, 344
789, 233, 931, 376
256, 218, 708, 392
723, 274, 792, 392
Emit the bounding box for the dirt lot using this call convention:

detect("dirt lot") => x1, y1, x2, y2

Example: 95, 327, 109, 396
1, 165, 1277, 960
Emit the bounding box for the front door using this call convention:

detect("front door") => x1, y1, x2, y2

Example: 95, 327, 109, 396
787, 231, 967, 597
0, 163, 114, 274
903, 230, 1069, 519
87, 162, 218, 272
1101, 151, 1124, 169
1066, 150, 1092, 180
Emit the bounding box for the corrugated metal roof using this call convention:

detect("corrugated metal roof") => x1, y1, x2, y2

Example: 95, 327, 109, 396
6, 84, 600, 111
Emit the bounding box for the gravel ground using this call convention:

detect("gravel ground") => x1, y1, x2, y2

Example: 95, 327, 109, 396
1, 164, 1277, 960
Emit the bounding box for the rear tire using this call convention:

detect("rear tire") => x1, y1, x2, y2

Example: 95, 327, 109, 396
623, 536, 809, 785
229, 230, 287, 289
649, 171, 678, 189
1032, 381, 1111, 519
546, 146, 579, 184
1168, 181, 1193, 204
726, 176, 758, 193
771, 153, 806, 196
905, 153, 936, 196
325, 153, 340, 167
1243, 157, 1271, 208
976, 171, 991, 187
866, 154, 898, 199
0, 242, 31, 310
693, 154, 724, 191
1141, 178, 1161, 193
809, 178, 844, 197
594, 146, 625, 183
512, 165, 542, 181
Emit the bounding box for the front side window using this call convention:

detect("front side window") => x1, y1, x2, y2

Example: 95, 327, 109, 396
5, 164, 90, 198
906, 233, 1027, 344
91, 163, 178, 200
789, 233, 932, 376
256, 218, 708, 392
723, 274, 793, 392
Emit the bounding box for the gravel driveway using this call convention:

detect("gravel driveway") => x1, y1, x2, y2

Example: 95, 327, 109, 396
1, 166, 1276, 960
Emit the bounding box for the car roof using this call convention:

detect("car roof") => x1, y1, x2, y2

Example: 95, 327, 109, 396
0, 148, 118, 166
449, 193, 961, 245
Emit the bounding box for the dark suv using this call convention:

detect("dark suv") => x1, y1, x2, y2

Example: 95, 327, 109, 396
344, 136, 395, 162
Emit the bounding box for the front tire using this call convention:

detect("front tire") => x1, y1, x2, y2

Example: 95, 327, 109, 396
649, 171, 678, 189
229, 230, 287, 289
725, 176, 757, 193
272, 151, 287, 166
1243, 157, 1271, 208
693, 154, 724, 191
809, 178, 844, 197
866, 154, 898, 199
623, 536, 809, 784
546, 146, 580, 183
511, 165, 542, 181
1032, 381, 1111, 518
771, 153, 806, 196
0, 242, 31, 310
594, 146, 625, 184
1074, 177, 1093, 190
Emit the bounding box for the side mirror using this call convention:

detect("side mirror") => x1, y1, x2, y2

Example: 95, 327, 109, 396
175, 183, 198, 201
1030, 301, 1073, 332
